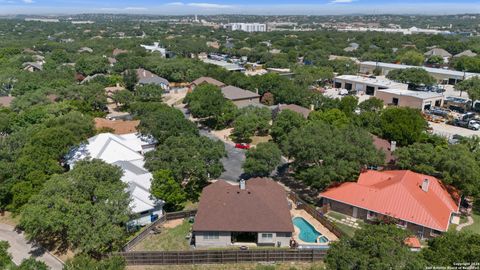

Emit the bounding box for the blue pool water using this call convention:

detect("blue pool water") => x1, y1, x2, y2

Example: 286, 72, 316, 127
293, 217, 329, 243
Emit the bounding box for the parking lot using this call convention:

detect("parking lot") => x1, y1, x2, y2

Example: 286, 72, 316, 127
429, 121, 479, 138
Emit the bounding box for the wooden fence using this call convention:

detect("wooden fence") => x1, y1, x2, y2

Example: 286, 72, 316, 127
115, 249, 326, 265
288, 192, 344, 239
123, 210, 197, 252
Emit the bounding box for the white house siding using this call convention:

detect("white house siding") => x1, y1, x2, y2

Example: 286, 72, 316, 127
195, 232, 232, 247
257, 232, 292, 247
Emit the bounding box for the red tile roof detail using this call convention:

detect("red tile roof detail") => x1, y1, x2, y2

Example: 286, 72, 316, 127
404, 236, 421, 248
193, 178, 294, 233
320, 170, 460, 231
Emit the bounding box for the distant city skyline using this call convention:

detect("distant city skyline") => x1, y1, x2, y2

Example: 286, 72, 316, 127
0, 0, 479, 15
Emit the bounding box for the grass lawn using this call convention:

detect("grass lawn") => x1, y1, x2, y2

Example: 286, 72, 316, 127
250, 135, 272, 146
133, 219, 192, 251
325, 211, 363, 238
183, 201, 198, 211
127, 262, 325, 270
463, 213, 480, 234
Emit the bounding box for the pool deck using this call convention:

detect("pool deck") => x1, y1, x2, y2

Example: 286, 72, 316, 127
291, 208, 339, 245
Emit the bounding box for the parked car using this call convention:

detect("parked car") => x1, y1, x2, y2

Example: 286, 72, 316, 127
235, 143, 250, 149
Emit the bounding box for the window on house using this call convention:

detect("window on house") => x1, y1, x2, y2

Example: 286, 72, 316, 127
261, 233, 273, 239
203, 232, 220, 240
392, 98, 399, 106
367, 211, 377, 220
396, 220, 407, 228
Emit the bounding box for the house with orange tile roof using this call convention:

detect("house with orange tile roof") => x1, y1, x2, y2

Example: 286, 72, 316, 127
320, 170, 460, 239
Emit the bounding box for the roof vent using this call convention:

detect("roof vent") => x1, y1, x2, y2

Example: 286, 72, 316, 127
421, 179, 429, 192
239, 179, 246, 190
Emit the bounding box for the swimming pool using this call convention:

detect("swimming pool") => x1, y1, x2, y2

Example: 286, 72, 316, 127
293, 217, 329, 243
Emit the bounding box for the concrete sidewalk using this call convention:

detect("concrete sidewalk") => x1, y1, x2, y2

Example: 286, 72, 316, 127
0, 224, 64, 270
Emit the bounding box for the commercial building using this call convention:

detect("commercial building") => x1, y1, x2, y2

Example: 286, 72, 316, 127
202, 59, 245, 72
333, 75, 408, 96
360, 61, 479, 85
375, 88, 444, 111
224, 23, 267, 32
320, 170, 460, 239
193, 179, 294, 248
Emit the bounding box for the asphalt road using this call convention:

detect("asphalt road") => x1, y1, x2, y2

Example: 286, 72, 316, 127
0, 224, 64, 270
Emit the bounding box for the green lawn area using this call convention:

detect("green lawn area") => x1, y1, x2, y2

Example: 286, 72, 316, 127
325, 211, 363, 238
133, 219, 192, 251
250, 135, 272, 146
463, 213, 480, 234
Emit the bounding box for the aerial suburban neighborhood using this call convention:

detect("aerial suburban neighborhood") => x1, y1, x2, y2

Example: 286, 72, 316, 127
0, 1, 480, 270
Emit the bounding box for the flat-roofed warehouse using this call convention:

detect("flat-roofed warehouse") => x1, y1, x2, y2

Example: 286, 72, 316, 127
375, 88, 444, 112
360, 61, 480, 85
333, 75, 408, 96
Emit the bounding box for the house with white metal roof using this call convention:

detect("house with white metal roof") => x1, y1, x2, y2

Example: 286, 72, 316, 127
67, 133, 163, 226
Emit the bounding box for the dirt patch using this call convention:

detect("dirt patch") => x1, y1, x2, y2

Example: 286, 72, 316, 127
0, 212, 20, 227
162, 218, 184, 229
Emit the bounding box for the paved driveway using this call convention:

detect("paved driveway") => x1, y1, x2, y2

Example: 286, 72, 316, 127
0, 224, 64, 270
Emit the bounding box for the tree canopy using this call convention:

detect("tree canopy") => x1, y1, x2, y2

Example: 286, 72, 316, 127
20, 160, 131, 258
379, 107, 427, 146
243, 142, 282, 178
386, 68, 436, 87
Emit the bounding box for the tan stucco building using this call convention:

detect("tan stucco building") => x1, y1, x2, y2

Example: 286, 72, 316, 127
375, 88, 444, 111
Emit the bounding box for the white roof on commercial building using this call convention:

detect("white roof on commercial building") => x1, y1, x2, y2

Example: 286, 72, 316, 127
334, 75, 407, 89
67, 133, 162, 214
376, 88, 444, 100
361, 61, 479, 79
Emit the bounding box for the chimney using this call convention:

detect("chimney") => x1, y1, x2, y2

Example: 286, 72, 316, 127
390, 141, 397, 152
116, 83, 120, 87
421, 179, 429, 192
255, 88, 259, 94
239, 179, 245, 190
310, 104, 315, 111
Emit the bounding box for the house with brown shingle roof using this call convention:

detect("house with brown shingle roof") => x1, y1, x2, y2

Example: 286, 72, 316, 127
221, 85, 261, 108
191, 77, 226, 88
193, 178, 294, 247
274, 104, 312, 119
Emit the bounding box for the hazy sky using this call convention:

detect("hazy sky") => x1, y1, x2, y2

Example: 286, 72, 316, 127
1, 0, 479, 15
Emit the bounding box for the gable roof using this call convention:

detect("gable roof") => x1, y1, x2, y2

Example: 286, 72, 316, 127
371, 135, 395, 164
424, 48, 452, 58
193, 178, 294, 233
221, 85, 260, 101
454, 50, 478, 58
320, 170, 460, 232
277, 104, 311, 119
191, 77, 226, 87
67, 133, 161, 214
136, 68, 169, 86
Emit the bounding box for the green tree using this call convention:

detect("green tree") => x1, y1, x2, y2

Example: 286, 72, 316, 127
64, 255, 125, 270
455, 76, 480, 100
134, 84, 163, 102
136, 103, 198, 144
0, 241, 14, 269
386, 68, 436, 87
243, 142, 282, 177
123, 69, 138, 91
358, 97, 384, 112
395, 143, 480, 196
422, 232, 480, 267
112, 90, 134, 108
284, 122, 384, 189
397, 50, 425, 66
271, 110, 306, 146
232, 107, 271, 142
20, 160, 131, 258
326, 225, 426, 270
427, 55, 444, 66
309, 109, 351, 128
145, 136, 226, 199
151, 170, 187, 211
0, 241, 49, 270
379, 107, 427, 146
